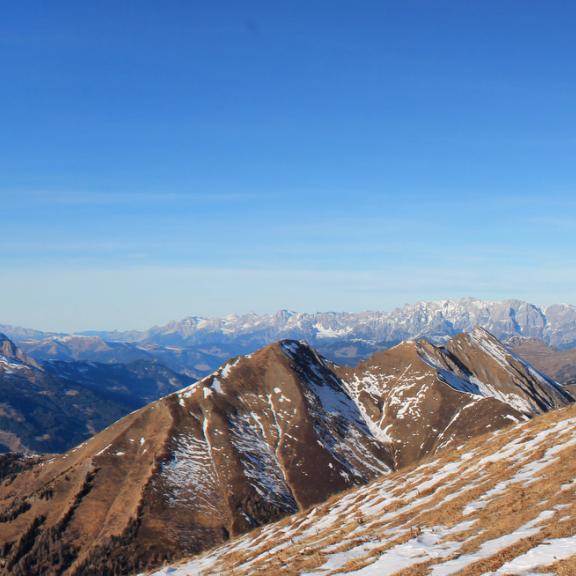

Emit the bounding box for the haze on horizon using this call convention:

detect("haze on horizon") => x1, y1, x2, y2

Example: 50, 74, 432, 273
1, 1, 576, 332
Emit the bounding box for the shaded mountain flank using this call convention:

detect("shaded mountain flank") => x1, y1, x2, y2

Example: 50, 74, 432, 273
0, 329, 572, 575
508, 336, 576, 396
0, 334, 193, 453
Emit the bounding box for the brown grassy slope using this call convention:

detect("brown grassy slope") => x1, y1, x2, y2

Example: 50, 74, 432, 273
151, 403, 576, 576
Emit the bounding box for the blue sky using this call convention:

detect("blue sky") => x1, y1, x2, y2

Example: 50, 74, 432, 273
1, 1, 575, 331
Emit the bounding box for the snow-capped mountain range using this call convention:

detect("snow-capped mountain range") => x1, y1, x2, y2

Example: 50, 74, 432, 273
2, 298, 575, 382
87, 297, 576, 349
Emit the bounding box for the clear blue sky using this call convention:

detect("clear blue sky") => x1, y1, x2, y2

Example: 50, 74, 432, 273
1, 1, 575, 331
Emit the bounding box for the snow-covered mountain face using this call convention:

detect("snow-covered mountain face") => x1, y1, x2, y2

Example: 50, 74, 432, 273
83, 298, 576, 349
0, 330, 571, 575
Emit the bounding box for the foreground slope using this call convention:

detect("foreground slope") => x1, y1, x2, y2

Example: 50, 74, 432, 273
152, 403, 576, 576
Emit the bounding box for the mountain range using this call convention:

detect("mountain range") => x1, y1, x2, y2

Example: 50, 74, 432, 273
78, 297, 576, 349
2, 297, 576, 457
0, 328, 571, 575
3, 298, 576, 380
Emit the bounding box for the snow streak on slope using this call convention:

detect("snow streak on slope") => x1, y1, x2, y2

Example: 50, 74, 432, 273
149, 405, 576, 576
228, 411, 298, 511
160, 430, 221, 514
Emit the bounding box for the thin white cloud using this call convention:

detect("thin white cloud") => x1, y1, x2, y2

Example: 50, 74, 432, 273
1, 190, 261, 206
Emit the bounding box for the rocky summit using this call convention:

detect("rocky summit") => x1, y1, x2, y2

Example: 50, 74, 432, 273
339, 327, 572, 468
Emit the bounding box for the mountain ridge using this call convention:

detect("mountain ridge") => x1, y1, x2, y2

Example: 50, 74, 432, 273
5, 297, 576, 350
4, 298, 576, 379
0, 329, 571, 575
0, 334, 194, 453
99, 298, 576, 349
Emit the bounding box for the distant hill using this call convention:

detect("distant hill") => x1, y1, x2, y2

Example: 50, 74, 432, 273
15, 334, 222, 380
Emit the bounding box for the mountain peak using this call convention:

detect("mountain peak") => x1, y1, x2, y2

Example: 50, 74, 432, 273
0, 336, 395, 574
0, 330, 572, 574
0, 332, 40, 369
0, 332, 18, 357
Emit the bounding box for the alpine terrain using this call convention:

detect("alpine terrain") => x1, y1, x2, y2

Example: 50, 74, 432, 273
508, 336, 576, 395
3, 298, 576, 377
152, 403, 576, 575
0, 329, 571, 575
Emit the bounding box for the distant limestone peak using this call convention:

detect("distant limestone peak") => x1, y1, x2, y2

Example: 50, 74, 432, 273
0, 332, 40, 369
